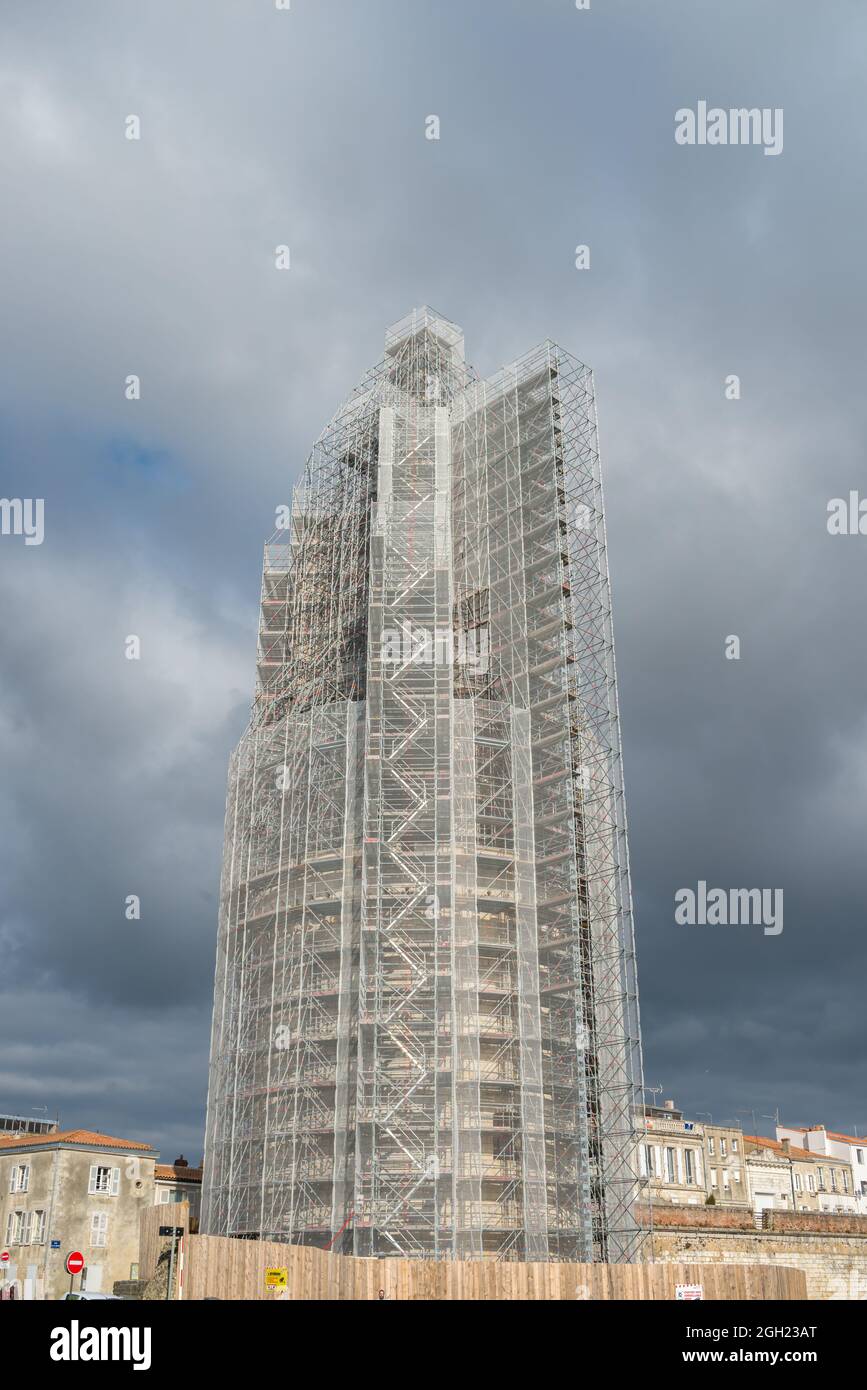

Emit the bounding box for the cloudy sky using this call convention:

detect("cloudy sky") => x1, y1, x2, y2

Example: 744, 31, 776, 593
1, 0, 865, 1160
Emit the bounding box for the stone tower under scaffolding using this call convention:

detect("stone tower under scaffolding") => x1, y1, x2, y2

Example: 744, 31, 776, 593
202, 309, 645, 1262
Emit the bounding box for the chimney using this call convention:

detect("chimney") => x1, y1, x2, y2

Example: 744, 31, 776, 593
174, 1155, 189, 1168
781, 1139, 791, 1154
664, 1100, 675, 1112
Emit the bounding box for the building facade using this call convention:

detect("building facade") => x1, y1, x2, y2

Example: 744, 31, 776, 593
745, 1136, 856, 1215
203, 308, 644, 1262
778, 1125, 867, 1214
639, 1105, 748, 1208
0, 1129, 155, 1300
639, 1102, 706, 1204
702, 1123, 748, 1207
155, 1157, 202, 1222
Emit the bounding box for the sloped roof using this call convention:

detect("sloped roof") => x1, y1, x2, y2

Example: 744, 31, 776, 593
155, 1163, 202, 1182
0, 1128, 153, 1153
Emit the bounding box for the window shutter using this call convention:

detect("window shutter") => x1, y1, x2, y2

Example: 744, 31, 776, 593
8, 1169, 13, 1194
22, 1212, 32, 1245
88, 1164, 98, 1195
4, 1213, 13, 1244
21, 1165, 29, 1193
111, 1167, 120, 1196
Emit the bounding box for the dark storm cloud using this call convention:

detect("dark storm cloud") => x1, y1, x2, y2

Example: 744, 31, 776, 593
1, 0, 865, 1155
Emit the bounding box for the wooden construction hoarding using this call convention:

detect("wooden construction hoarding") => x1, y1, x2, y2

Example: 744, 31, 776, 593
177, 1233, 807, 1301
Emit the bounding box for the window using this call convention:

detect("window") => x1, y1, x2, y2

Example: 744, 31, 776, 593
794, 1172, 802, 1192
158, 1188, 171, 1205
684, 1150, 695, 1185
857, 1149, 864, 1166
90, 1212, 108, 1248
720, 1138, 727, 1158
733, 1169, 742, 1185
8, 1164, 30, 1194
831, 1169, 838, 1193
88, 1165, 120, 1196
842, 1171, 850, 1193
732, 1138, 739, 1154
665, 1148, 676, 1183
722, 1169, 730, 1190
817, 1167, 825, 1190
808, 1174, 816, 1192
5, 1210, 29, 1245
710, 1167, 718, 1188
31, 1210, 46, 1244
708, 1137, 715, 1156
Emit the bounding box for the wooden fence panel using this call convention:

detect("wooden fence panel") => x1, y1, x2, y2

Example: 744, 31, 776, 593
140, 1201, 189, 1283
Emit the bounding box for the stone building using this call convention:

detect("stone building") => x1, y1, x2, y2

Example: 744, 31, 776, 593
745, 1135, 856, 1216
155, 1157, 202, 1223
778, 1125, 867, 1214
0, 1128, 156, 1299
638, 1102, 748, 1208
639, 1102, 707, 1204
701, 1123, 748, 1207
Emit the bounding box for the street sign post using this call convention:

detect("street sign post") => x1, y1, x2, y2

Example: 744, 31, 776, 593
159, 1227, 184, 1301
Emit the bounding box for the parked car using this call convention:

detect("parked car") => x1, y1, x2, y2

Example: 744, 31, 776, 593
61, 1291, 124, 1301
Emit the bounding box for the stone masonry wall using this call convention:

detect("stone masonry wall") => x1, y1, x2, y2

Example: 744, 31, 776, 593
640, 1204, 867, 1300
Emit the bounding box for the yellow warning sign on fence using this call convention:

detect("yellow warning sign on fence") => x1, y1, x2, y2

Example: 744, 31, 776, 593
265, 1267, 288, 1289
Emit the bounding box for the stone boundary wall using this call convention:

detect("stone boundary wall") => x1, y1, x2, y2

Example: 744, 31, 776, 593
638, 1203, 756, 1232
640, 1205, 867, 1299
765, 1209, 867, 1237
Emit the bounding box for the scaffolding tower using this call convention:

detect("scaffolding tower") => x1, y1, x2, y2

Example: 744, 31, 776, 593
202, 308, 645, 1262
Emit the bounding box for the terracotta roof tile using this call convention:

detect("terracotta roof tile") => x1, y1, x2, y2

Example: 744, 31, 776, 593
744, 1135, 849, 1163
0, 1128, 152, 1152
155, 1163, 202, 1182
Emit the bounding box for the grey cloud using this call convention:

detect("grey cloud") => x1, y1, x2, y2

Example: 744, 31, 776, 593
1, 0, 865, 1154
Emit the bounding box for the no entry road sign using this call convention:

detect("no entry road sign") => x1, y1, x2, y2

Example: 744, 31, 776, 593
66, 1251, 84, 1276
